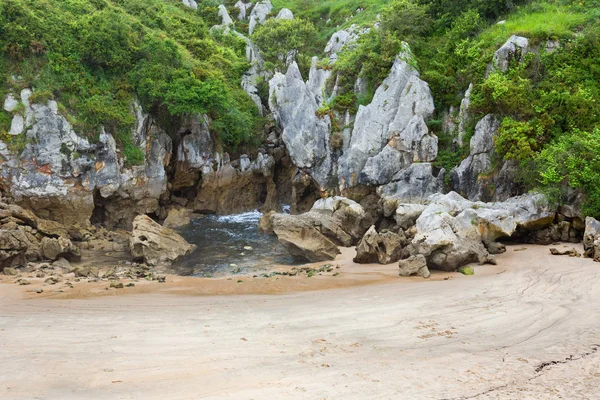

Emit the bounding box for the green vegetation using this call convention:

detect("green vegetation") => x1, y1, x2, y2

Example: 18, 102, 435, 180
0, 0, 263, 161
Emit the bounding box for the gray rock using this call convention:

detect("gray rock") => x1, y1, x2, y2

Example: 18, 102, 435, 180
235, 1, 253, 20
249, 0, 272, 34
491, 35, 529, 74
451, 115, 500, 201
411, 192, 554, 271
307, 57, 332, 106
40, 237, 81, 262
377, 163, 445, 204
3, 94, 19, 112
181, 0, 198, 10
272, 214, 341, 262
218, 5, 234, 27
457, 83, 473, 147
269, 63, 334, 189
398, 255, 430, 278
339, 45, 435, 189
276, 8, 294, 20
354, 226, 407, 265
324, 25, 369, 62
9, 114, 24, 135
584, 217, 600, 262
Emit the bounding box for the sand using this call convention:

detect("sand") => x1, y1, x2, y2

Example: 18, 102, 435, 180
1, 243, 600, 399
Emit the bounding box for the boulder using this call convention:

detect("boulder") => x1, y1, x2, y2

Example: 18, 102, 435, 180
276, 8, 294, 20
40, 237, 81, 262
584, 217, 600, 262
163, 208, 192, 229
398, 255, 430, 278
354, 226, 408, 265
130, 215, 196, 266
269, 197, 371, 261
272, 215, 341, 262
248, 0, 272, 34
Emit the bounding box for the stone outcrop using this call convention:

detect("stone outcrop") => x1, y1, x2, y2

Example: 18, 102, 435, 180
584, 217, 600, 262
398, 255, 430, 278
172, 115, 214, 191
130, 215, 196, 266
377, 163, 445, 204
181, 0, 198, 10
339, 45, 436, 190
491, 35, 529, 74
249, 0, 272, 34
451, 114, 521, 202
410, 192, 555, 271
457, 83, 473, 147
269, 62, 334, 190
0, 201, 80, 271
276, 8, 294, 20
265, 197, 372, 261
354, 226, 408, 265
324, 25, 369, 62
1, 91, 172, 229
235, 1, 253, 20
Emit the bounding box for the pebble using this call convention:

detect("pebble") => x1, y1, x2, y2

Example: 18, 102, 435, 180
243, 246, 253, 251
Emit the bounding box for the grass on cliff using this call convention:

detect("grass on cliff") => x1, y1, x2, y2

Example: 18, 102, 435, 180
0, 0, 264, 161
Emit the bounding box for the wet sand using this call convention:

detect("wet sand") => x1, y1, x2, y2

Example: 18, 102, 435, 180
1, 243, 600, 399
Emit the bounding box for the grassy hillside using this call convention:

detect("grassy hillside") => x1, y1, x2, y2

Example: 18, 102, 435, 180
0, 0, 263, 163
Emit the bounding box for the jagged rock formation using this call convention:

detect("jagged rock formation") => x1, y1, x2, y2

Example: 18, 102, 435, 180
269, 62, 334, 190
249, 0, 272, 34
181, 0, 197, 10
0, 201, 80, 271
324, 25, 369, 62
235, 1, 253, 20
339, 45, 436, 190
584, 217, 600, 262
130, 215, 196, 266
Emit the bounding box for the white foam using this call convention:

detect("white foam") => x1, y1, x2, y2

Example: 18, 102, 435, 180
216, 211, 262, 224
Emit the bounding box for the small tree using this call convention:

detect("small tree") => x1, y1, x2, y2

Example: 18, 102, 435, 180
252, 18, 317, 73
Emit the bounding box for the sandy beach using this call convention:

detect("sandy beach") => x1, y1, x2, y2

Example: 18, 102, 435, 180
1, 243, 600, 399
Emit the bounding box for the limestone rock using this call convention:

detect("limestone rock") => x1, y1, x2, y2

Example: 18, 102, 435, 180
377, 163, 445, 204
339, 45, 436, 189
451, 115, 500, 201
398, 255, 430, 278
354, 226, 408, 265
218, 5, 234, 26
491, 35, 529, 74
235, 1, 253, 20
276, 8, 294, 20
0, 229, 29, 270
163, 208, 192, 229
269, 62, 334, 189
269, 197, 371, 261
412, 192, 554, 271
457, 83, 473, 147
324, 25, 369, 62
130, 215, 196, 266
249, 0, 272, 34
272, 215, 341, 262
584, 217, 600, 262
173, 115, 214, 191
181, 0, 197, 9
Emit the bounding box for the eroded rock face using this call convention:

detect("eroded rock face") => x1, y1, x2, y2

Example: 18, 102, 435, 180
1, 91, 172, 229
339, 46, 436, 190
584, 217, 600, 262
235, 1, 253, 20
269, 63, 334, 190
163, 208, 192, 229
411, 192, 555, 271
130, 215, 196, 266
354, 225, 408, 265
377, 163, 445, 204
